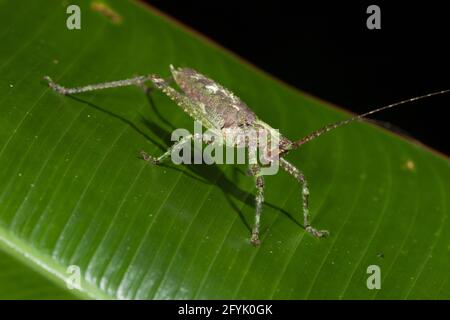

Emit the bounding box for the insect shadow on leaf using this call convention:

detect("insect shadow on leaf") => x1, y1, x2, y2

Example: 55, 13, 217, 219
44, 66, 450, 246
58, 86, 300, 240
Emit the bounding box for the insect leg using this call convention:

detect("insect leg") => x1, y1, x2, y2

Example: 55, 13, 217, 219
140, 133, 208, 164
44, 74, 215, 128
44, 75, 151, 95
279, 157, 329, 238
249, 164, 265, 246
44, 73, 176, 94
140, 134, 193, 164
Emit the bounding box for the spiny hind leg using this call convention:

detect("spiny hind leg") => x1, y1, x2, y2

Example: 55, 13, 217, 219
44, 72, 204, 123
249, 164, 265, 246
279, 157, 329, 238
44, 75, 151, 95
44, 73, 173, 95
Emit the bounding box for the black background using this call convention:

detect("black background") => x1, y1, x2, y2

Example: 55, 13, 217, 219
0, 299, 442, 317
146, 1, 449, 155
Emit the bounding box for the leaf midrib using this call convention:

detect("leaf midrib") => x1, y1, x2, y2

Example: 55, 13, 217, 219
0, 224, 110, 299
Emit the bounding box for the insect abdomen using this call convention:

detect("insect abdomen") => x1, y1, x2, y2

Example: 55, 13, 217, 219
171, 66, 256, 129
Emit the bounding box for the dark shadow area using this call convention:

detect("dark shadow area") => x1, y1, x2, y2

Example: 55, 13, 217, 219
67, 95, 166, 152
67, 91, 304, 235
67, 95, 207, 185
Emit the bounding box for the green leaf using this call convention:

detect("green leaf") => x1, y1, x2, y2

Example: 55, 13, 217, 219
0, 0, 449, 300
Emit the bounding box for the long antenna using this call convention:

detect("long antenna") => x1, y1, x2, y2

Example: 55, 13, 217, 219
292, 89, 450, 149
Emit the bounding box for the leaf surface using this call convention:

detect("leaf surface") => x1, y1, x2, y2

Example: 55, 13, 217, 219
0, 0, 448, 299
